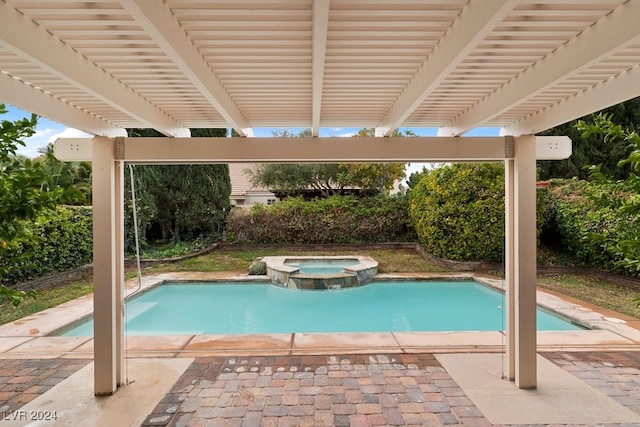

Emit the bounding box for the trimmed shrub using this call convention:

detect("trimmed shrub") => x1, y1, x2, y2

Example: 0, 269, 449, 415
540, 178, 638, 272
225, 195, 415, 244
408, 163, 506, 262
409, 163, 553, 263
1, 206, 93, 285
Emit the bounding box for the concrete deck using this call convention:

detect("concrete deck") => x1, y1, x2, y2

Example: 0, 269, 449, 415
439, 353, 640, 425
1, 272, 640, 425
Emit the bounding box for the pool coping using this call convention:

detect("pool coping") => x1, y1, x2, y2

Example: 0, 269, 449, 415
1, 271, 639, 359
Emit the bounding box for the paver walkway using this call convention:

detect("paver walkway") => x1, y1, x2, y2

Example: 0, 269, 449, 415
142, 353, 487, 427
0, 358, 90, 416
141, 352, 640, 427
2, 352, 640, 426
542, 351, 640, 416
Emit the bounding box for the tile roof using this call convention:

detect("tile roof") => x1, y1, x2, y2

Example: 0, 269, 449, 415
229, 163, 270, 198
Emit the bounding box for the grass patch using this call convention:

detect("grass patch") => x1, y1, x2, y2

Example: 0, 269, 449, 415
537, 274, 640, 318
138, 238, 214, 259
146, 248, 451, 274
0, 281, 93, 325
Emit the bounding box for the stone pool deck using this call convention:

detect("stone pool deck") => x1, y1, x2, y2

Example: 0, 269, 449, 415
1, 272, 640, 425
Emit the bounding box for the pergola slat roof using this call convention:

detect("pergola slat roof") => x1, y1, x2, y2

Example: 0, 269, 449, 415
1, 0, 639, 138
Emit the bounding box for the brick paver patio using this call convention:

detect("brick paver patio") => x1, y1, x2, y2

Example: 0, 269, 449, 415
0, 358, 91, 415
142, 353, 489, 427
542, 351, 640, 416
2, 352, 640, 426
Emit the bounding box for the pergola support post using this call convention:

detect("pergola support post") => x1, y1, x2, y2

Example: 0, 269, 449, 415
115, 161, 125, 387
505, 134, 538, 389
504, 158, 515, 381
92, 136, 125, 395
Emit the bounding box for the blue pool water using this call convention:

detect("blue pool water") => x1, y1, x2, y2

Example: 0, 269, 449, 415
285, 259, 359, 274
60, 281, 583, 336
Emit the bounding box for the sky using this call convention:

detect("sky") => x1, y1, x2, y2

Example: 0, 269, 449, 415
2, 103, 500, 177
3, 104, 92, 158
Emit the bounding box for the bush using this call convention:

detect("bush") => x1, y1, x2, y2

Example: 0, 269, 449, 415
408, 163, 506, 262
1, 206, 93, 285
225, 195, 415, 244
540, 178, 638, 272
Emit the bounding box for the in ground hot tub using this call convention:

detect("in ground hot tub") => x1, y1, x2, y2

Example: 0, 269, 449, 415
262, 255, 378, 290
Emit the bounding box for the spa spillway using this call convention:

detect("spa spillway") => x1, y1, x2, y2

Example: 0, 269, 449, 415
262, 255, 378, 290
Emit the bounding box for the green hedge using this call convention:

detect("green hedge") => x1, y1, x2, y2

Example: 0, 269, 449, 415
1, 206, 93, 285
225, 195, 415, 244
4, 176, 634, 285
540, 178, 638, 273
409, 163, 506, 262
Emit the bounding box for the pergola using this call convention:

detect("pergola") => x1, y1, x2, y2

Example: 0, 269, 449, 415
1, 0, 639, 396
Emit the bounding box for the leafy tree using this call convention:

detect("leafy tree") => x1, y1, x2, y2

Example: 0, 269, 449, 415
0, 105, 70, 305
404, 165, 432, 192
248, 129, 351, 197
249, 162, 348, 198
409, 163, 505, 262
539, 178, 630, 272
125, 128, 231, 248
576, 113, 640, 274
123, 164, 159, 251
36, 144, 92, 205
272, 128, 311, 138
538, 97, 640, 180
249, 128, 408, 196
340, 128, 407, 194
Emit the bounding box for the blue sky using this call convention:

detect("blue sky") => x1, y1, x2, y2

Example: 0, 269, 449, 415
2, 103, 500, 176
3, 104, 92, 157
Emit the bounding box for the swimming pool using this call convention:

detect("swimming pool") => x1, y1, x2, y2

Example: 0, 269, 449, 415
59, 280, 584, 336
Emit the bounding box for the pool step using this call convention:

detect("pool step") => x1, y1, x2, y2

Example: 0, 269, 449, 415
125, 302, 158, 321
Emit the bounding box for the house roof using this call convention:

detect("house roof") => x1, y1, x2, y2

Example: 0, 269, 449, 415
228, 163, 270, 198
1, 0, 639, 138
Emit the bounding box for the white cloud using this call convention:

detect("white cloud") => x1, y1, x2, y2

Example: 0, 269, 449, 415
17, 127, 57, 157
17, 126, 91, 158
34, 128, 57, 138
48, 127, 91, 142
337, 131, 356, 137
320, 127, 358, 137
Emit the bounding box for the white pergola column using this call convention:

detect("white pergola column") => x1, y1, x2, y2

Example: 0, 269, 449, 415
92, 136, 125, 395
504, 158, 515, 381
115, 161, 125, 387
505, 135, 538, 389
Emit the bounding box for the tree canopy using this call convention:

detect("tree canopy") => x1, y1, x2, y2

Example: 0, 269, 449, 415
249, 128, 408, 197
341, 128, 408, 193
36, 144, 92, 205
125, 128, 231, 249
538, 97, 640, 180
408, 163, 505, 262
576, 113, 640, 274
0, 105, 72, 305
